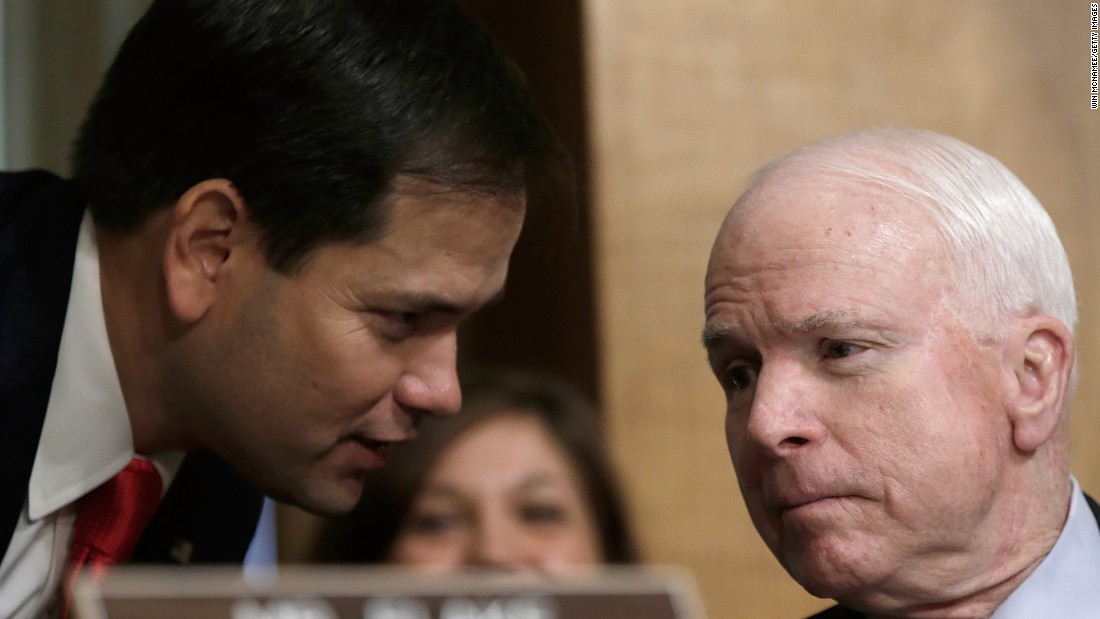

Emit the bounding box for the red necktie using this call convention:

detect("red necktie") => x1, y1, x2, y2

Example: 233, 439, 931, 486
62, 456, 163, 616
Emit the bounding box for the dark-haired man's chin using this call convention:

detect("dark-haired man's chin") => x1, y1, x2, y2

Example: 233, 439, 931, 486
267, 477, 366, 517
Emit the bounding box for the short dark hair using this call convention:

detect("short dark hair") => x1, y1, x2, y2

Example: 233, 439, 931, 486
72, 0, 563, 272
314, 369, 640, 565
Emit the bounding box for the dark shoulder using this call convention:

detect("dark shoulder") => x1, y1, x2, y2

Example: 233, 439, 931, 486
0, 170, 68, 211
0, 170, 83, 237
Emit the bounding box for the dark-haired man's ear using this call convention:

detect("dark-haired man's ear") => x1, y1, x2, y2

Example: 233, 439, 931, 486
163, 179, 249, 324
1006, 316, 1074, 453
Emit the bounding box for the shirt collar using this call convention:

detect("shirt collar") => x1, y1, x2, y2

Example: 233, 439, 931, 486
27, 212, 182, 521
991, 476, 1100, 618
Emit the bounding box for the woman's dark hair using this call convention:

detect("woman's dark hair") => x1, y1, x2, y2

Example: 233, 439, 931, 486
72, 0, 565, 273
314, 370, 640, 564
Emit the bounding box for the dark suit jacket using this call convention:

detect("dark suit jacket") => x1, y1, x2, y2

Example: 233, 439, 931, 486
805, 494, 1100, 618
0, 170, 263, 567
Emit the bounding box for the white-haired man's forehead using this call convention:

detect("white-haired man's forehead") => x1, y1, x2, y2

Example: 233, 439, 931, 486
738, 150, 932, 210
722, 168, 945, 256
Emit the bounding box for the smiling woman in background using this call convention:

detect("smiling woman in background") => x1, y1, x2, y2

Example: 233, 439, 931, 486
313, 370, 639, 572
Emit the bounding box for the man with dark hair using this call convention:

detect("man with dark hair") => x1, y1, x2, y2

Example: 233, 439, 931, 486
0, 1, 561, 615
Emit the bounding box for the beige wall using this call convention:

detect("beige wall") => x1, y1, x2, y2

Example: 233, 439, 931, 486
584, 1, 1100, 617
0, 0, 150, 172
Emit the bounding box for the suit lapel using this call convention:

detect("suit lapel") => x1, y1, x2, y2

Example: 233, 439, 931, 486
0, 171, 85, 564
131, 450, 263, 564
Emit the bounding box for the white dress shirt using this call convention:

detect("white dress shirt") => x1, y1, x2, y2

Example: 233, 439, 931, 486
991, 477, 1100, 618
0, 213, 181, 619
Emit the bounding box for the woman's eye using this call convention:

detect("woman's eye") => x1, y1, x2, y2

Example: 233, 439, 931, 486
519, 504, 566, 525
406, 512, 459, 535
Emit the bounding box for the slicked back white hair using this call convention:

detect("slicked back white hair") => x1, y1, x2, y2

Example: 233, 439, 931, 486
743, 127, 1077, 341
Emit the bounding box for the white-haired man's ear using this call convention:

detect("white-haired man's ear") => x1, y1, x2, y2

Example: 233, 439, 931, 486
163, 178, 250, 324
1006, 316, 1074, 453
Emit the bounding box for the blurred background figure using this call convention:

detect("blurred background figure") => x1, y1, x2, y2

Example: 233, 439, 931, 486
314, 370, 638, 572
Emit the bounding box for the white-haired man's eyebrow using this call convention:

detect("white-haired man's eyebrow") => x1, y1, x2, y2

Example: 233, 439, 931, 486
701, 311, 857, 348
701, 322, 737, 350
796, 310, 906, 349
702, 310, 896, 350
790, 309, 861, 334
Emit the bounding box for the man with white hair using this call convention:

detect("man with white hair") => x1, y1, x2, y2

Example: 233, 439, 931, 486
702, 128, 1099, 618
